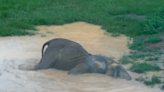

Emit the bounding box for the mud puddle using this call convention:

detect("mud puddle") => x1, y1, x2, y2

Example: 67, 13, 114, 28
0, 22, 162, 92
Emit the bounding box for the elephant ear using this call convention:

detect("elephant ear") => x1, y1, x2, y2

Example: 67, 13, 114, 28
105, 63, 132, 80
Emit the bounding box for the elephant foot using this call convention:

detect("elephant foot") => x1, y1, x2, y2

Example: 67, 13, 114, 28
68, 62, 88, 75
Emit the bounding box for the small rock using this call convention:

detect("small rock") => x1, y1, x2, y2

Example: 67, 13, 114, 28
159, 85, 164, 90
135, 75, 144, 81
153, 62, 164, 66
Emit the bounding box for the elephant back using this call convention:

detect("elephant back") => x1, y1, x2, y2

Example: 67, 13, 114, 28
46, 38, 89, 70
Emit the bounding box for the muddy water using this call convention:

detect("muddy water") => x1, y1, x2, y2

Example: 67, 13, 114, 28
0, 22, 162, 92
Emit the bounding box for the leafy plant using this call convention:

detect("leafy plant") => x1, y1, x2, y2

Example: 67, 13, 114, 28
145, 36, 163, 43
143, 7, 164, 35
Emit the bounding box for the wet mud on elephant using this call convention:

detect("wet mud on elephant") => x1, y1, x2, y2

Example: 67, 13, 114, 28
34, 38, 132, 80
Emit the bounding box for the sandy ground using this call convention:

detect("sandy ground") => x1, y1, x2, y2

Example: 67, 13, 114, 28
0, 22, 162, 92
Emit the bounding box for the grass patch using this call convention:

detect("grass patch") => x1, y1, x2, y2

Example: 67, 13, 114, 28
128, 36, 146, 50
119, 56, 133, 64
145, 36, 163, 43
41, 34, 46, 37
128, 52, 153, 61
128, 7, 164, 53
0, 0, 164, 36
144, 76, 161, 86
143, 7, 164, 35
136, 75, 161, 86
46, 31, 53, 34
111, 32, 120, 37
130, 62, 161, 73
0, 27, 35, 36
145, 57, 159, 61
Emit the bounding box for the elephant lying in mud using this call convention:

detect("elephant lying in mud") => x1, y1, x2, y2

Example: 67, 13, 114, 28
34, 38, 132, 80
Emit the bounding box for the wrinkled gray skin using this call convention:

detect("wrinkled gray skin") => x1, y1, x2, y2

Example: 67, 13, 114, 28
35, 38, 132, 80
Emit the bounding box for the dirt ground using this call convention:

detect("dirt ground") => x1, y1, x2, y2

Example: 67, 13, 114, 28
0, 22, 162, 92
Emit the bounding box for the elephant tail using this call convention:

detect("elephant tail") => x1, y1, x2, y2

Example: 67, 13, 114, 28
42, 40, 53, 57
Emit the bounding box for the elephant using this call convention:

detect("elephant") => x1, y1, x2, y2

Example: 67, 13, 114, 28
34, 38, 132, 80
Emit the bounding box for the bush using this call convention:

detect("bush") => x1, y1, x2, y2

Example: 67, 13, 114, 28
143, 7, 164, 35
145, 57, 159, 61
145, 36, 163, 43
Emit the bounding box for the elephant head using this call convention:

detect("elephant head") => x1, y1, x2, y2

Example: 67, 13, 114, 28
85, 54, 132, 80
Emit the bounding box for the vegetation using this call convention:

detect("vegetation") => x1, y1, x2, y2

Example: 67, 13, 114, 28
144, 8, 164, 35
0, 0, 164, 36
41, 34, 46, 37
145, 36, 163, 43
130, 62, 161, 73
136, 75, 161, 86
119, 56, 133, 64
145, 56, 159, 61
128, 52, 153, 61
144, 76, 161, 86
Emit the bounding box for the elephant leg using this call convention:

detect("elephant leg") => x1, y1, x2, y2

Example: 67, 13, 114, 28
35, 51, 56, 70
68, 62, 88, 75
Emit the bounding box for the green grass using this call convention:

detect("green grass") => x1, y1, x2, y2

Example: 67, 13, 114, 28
41, 34, 46, 37
136, 75, 162, 86
143, 8, 164, 35
111, 32, 120, 37
145, 57, 159, 61
0, 0, 164, 36
144, 76, 161, 86
130, 62, 161, 73
145, 36, 163, 43
119, 56, 133, 64
128, 36, 146, 50
128, 52, 153, 61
